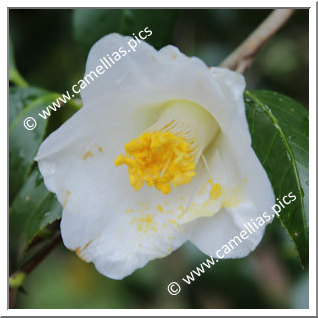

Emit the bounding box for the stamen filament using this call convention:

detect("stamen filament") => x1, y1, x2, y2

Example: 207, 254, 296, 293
201, 154, 214, 182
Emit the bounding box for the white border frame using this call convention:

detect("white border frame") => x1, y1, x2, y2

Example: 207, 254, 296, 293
2, 1, 316, 316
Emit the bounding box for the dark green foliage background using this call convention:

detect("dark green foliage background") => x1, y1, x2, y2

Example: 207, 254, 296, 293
9, 9, 309, 309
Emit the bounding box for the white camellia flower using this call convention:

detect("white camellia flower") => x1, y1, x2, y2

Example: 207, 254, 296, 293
36, 34, 274, 279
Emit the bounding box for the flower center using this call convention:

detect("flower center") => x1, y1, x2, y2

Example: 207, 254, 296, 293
115, 100, 219, 194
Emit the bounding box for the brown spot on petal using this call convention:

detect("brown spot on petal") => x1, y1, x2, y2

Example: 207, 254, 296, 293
75, 248, 87, 262
75, 241, 92, 262
82, 240, 92, 251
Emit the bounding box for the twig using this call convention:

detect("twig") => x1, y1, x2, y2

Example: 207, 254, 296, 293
21, 235, 62, 275
9, 288, 16, 309
220, 9, 295, 73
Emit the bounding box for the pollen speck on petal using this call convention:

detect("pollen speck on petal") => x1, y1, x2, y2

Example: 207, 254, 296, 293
82, 150, 94, 160
210, 183, 222, 200
63, 190, 71, 208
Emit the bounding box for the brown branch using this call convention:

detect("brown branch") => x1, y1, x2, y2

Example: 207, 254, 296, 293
9, 288, 16, 309
21, 235, 62, 275
220, 9, 295, 73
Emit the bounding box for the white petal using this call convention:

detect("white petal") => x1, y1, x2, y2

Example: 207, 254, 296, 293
61, 205, 192, 279
81, 33, 157, 107
190, 206, 261, 258
189, 134, 274, 257
189, 70, 275, 258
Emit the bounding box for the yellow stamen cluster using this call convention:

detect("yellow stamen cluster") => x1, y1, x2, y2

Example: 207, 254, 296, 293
114, 131, 196, 194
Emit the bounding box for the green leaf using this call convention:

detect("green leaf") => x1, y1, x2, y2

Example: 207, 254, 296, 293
245, 90, 309, 267
9, 87, 79, 271
9, 89, 60, 202
9, 168, 62, 270
9, 37, 28, 87
9, 86, 49, 125
73, 9, 178, 52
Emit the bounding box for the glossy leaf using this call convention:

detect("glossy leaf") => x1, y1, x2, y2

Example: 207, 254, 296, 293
245, 90, 309, 267
10, 168, 62, 269
9, 89, 60, 202
9, 87, 79, 271
9, 86, 49, 125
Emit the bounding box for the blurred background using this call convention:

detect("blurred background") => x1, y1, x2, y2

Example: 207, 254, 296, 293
9, 9, 309, 309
